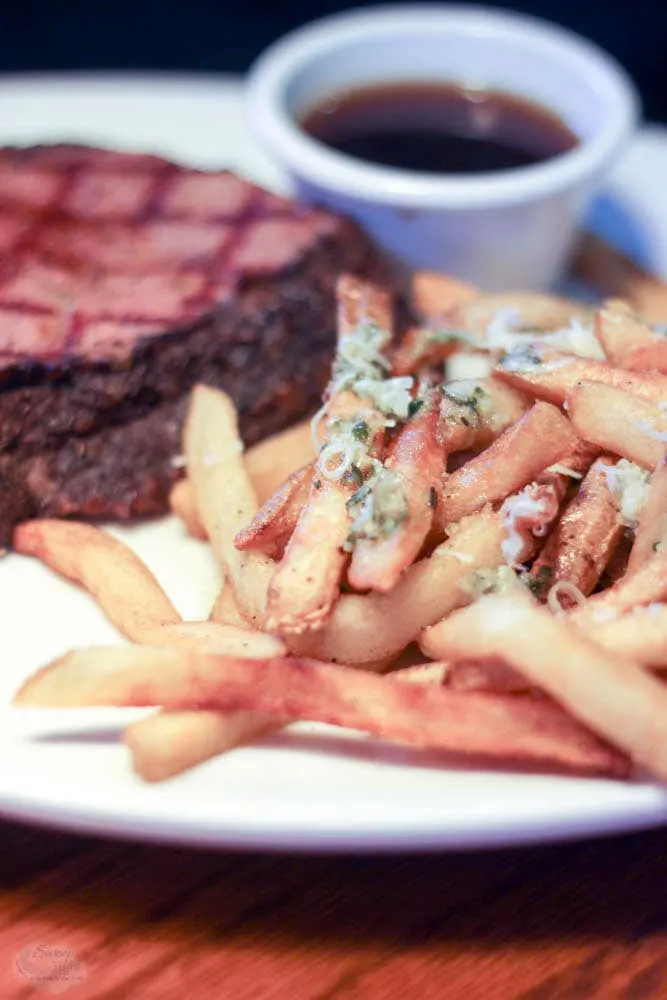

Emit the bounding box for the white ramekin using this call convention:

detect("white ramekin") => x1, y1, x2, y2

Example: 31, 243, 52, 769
245, 4, 639, 290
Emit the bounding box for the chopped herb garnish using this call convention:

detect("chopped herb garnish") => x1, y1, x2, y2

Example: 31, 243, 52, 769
407, 398, 424, 418
346, 483, 372, 509
501, 345, 543, 370
428, 486, 438, 510
345, 467, 409, 546
442, 384, 486, 412
469, 387, 485, 411
313, 479, 322, 490
342, 533, 357, 553
343, 464, 364, 489
351, 420, 370, 442
525, 565, 553, 596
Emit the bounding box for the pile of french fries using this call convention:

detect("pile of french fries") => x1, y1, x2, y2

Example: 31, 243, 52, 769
13, 261, 667, 787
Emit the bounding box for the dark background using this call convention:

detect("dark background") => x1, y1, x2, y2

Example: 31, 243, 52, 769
2, 0, 667, 122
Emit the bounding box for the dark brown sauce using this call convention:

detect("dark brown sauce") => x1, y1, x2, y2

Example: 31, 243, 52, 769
301, 82, 579, 175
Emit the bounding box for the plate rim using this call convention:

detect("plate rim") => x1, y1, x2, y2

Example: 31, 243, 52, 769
1, 73, 667, 852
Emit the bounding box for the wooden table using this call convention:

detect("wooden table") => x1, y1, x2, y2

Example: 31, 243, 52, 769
0, 821, 665, 999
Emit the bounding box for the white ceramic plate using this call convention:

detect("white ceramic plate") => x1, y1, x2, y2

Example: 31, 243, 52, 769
2, 74, 667, 852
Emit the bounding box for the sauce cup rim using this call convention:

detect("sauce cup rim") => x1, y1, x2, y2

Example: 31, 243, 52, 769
245, 4, 640, 210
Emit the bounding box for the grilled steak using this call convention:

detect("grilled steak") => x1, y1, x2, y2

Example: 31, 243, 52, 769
0, 145, 392, 544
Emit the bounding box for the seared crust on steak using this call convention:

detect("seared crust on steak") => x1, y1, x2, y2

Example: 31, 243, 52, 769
0, 145, 393, 543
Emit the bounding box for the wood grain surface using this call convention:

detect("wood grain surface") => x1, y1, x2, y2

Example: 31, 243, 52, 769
0, 821, 666, 999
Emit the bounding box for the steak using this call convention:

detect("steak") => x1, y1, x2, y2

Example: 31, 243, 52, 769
0, 145, 392, 544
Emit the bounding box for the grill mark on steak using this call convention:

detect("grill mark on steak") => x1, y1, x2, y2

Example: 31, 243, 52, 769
0, 144, 395, 545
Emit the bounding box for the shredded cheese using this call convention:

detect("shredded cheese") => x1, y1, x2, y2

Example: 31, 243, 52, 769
547, 580, 586, 615
441, 379, 496, 422
461, 565, 525, 599
485, 311, 603, 359
500, 482, 561, 569
313, 316, 418, 542
331, 321, 414, 420
604, 459, 652, 528
310, 403, 329, 453
545, 463, 583, 479
484, 308, 521, 349
319, 437, 368, 482
541, 317, 605, 359
500, 490, 553, 568
353, 375, 414, 420
317, 315, 413, 485
500, 346, 571, 373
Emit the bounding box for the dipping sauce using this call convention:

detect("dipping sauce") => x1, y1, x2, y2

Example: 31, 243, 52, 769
301, 82, 579, 175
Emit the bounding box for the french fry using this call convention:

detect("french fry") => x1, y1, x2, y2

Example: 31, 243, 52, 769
421, 593, 667, 782
439, 377, 530, 454
572, 233, 667, 324
125, 709, 279, 782
140, 621, 285, 658
394, 662, 450, 685
393, 289, 589, 377
583, 605, 667, 669
529, 457, 623, 596
567, 381, 667, 470
543, 436, 601, 479
15, 646, 627, 778
13, 520, 180, 641
288, 506, 505, 664
234, 463, 313, 556
627, 455, 667, 573
471, 380, 533, 447
499, 437, 600, 575
391, 325, 469, 377
615, 342, 667, 375
12, 513, 283, 660
495, 344, 667, 406
446, 659, 530, 694
245, 420, 314, 503
169, 479, 207, 540
435, 402, 577, 530
348, 393, 446, 592
265, 474, 351, 633
453, 291, 587, 338
209, 582, 251, 628
572, 549, 667, 624
203, 577, 289, 778
394, 272, 478, 377
411, 272, 478, 321
266, 276, 393, 634
169, 420, 314, 539
129, 659, 449, 783
28, 264, 667, 789
184, 384, 274, 625
603, 529, 633, 585
594, 299, 667, 373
